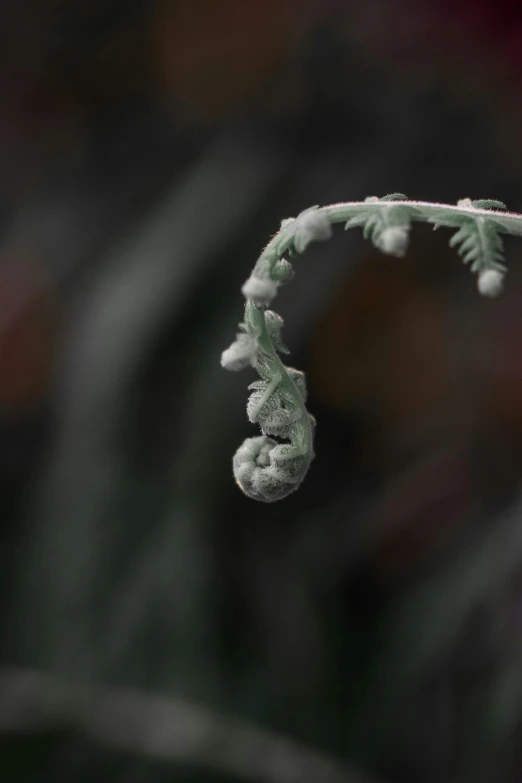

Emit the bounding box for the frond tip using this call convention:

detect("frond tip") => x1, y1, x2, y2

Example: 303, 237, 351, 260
233, 435, 311, 502
477, 269, 504, 297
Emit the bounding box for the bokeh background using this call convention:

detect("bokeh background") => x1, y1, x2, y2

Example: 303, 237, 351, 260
2, 1, 522, 781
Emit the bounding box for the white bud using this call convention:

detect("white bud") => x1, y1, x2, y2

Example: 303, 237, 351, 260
293, 207, 332, 254
280, 217, 295, 230
377, 226, 409, 257
220, 334, 257, 371
477, 269, 504, 297
241, 276, 278, 305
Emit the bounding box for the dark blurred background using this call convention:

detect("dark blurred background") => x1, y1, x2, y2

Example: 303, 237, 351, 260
2, 1, 522, 781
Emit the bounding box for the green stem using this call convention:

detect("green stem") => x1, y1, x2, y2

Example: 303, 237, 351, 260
252, 199, 522, 280
322, 200, 522, 234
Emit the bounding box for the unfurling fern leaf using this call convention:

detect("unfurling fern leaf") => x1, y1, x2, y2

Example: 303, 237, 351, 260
448, 219, 505, 274
430, 197, 506, 275
428, 200, 506, 275
223, 193, 522, 500
344, 193, 413, 257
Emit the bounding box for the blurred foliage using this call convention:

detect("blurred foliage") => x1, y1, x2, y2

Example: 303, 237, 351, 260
2, 1, 522, 782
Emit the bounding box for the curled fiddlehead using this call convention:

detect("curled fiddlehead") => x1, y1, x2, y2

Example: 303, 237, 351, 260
222, 195, 522, 500
220, 207, 330, 502
226, 300, 316, 503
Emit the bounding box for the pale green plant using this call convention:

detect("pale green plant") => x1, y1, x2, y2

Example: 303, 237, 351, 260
221, 194, 522, 502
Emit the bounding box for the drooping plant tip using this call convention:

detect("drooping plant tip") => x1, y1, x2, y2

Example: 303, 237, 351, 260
222, 194, 519, 501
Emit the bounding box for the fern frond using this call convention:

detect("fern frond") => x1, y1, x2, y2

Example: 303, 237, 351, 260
223, 193, 522, 500
428, 209, 506, 274
344, 193, 413, 257
448, 220, 505, 273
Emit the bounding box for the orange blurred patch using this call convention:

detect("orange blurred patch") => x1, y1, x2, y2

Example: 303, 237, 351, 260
0, 252, 56, 413
368, 449, 474, 579
152, 0, 310, 117
310, 253, 452, 458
